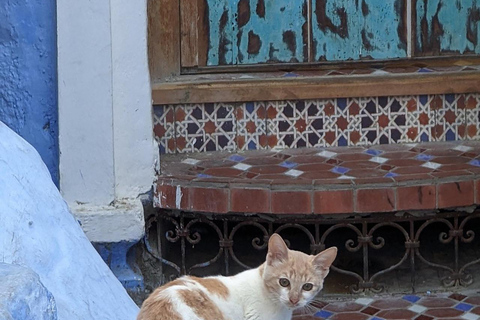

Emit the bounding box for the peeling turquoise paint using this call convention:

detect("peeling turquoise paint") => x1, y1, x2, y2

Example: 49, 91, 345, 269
312, 0, 406, 61
415, 0, 480, 55
207, 0, 307, 65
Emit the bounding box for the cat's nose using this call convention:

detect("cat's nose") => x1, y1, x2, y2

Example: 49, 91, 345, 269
289, 297, 299, 305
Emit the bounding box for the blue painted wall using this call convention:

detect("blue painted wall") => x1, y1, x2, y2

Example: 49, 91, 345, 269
0, 0, 59, 185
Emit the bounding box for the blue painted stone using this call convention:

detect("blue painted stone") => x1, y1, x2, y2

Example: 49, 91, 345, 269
455, 302, 473, 312
402, 294, 421, 303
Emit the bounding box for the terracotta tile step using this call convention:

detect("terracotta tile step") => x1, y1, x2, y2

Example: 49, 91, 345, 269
155, 141, 480, 214
292, 292, 480, 320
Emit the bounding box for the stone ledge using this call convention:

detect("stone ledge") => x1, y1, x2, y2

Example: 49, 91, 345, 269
155, 141, 480, 214
71, 198, 145, 243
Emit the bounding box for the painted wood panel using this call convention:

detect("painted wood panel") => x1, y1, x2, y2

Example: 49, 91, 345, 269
415, 0, 480, 56
311, 0, 407, 61
205, 0, 308, 65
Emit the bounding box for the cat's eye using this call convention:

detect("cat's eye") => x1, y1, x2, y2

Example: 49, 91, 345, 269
279, 278, 290, 287
302, 283, 313, 291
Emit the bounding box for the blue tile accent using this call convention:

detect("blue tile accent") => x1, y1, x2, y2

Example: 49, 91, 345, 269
446, 129, 456, 141
446, 94, 455, 104
248, 141, 257, 150
197, 173, 213, 178
370, 317, 385, 320
420, 132, 429, 142
384, 172, 398, 178
314, 310, 333, 318
279, 161, 298, 169
455, 302, 473, 312
415, 154, 434, 161
402, 295, 421, 303
246, 102, 255, 113
338, 136, 348, 146
331, 166, 350, 174
365, 149, 383, 156
337, 98, 347, 110
418, 68, 433, 73
469, 159, 480, 167
283, 72, 299, 78
419, 95, 429, 106
228, 155, 246, 162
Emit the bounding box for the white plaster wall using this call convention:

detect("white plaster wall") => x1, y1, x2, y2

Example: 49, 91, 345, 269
57, 0, 115, 206
111, 0, 157, 199
57, 0, 157, 241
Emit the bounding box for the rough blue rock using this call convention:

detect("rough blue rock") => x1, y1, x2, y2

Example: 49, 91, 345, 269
0, 263, 57, 320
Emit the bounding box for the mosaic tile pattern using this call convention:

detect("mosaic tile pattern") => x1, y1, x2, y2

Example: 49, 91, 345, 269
154, 94, 480, 154
292, 293, 480, 320
156, 141, 480, 214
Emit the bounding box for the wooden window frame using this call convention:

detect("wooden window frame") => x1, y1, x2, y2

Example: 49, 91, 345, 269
149, 0, 480, 105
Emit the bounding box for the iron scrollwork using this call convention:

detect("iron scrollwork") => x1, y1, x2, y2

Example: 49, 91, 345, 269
143, 210, 480, 294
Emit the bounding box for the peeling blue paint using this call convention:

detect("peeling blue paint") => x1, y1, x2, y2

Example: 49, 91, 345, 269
312, 0, 407, 61
416, 0, 480, 55
207, 0, 307, 65
0, 0, 58, 185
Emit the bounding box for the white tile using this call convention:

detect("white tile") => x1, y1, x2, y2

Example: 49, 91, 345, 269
355, 298, 374, 306
462, 313, 480, 320
233, 163, 252, 171
369, 156, 388, 164
181, 158, 200, 165
285, 169, 303, 177
338, 175, 355, 180
405, 143, 418, 148
317, 150, 337, 158
421, 161, 442, 170
453, 145, 473, 152
408, 305, 427, 313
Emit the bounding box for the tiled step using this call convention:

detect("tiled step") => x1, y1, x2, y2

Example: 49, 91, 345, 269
155, 141, 480, 214
293, 293, 480, 320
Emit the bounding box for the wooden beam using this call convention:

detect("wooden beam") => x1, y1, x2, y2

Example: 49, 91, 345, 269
152, 71, 480, 104
148, 0, 181, 81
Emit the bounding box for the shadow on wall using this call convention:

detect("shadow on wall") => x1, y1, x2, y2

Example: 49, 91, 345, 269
0, 0, 59, 186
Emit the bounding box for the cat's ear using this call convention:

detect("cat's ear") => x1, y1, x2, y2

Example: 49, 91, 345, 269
267, 233, 289, 265
313, 247, 337, 271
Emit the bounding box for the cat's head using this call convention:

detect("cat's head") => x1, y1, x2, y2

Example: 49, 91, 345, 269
261, 233, 337, 310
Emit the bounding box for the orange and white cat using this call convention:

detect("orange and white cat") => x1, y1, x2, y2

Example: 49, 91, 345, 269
137, 233, 337, 320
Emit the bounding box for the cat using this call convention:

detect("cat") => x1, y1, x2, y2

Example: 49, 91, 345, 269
137, 233, 337, 320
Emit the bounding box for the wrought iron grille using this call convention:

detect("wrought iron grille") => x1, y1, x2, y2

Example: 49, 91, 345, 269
142, 209, 480, 294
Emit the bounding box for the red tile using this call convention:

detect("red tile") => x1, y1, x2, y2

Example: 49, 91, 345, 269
382, 151, 418, 159
438, 181, 474, 208
425, 307, 463, 318
324, 302, 363, 312
392, 173, 435, 183
431, 170, 473, 179
393, 166, 435, 174
230, 188, 270, 213
189, 187, 229, 213
314, 189, 352, 215
472, 306, 480, 315
415, 315, 434, 320
419, 297, 456, 308
449, 293, 468, 301
376, 309, 417, 319
155, 183, 177, 209
335, 153, 373, 161
361, 306, 380, 315
434, 156, 470, 165
296, 163, 335, 172
249, 165, 288, 174
356, 188, 396, 213
388, 159, 424, 167
396, 185, 436, 210
243, 157, 283, 165
331, 312, 369, 320
371, 299, 411, 309
271, 191, 312, 214
288, 155, 327, 163
204, 167, 243, 177
465, 296, 480, 305
301, 171, 342, 180
348, 169, 383, 178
